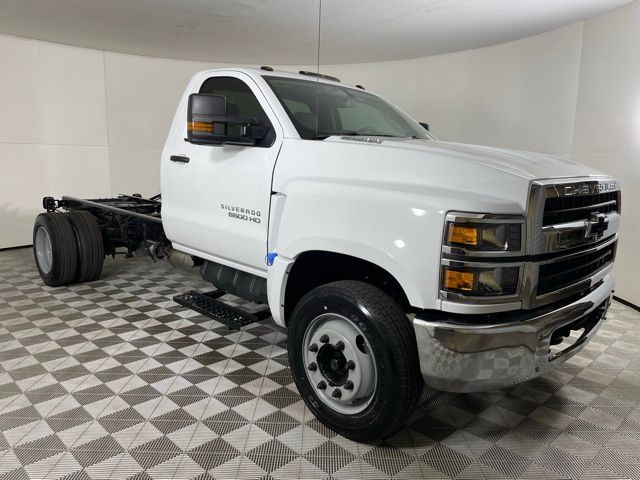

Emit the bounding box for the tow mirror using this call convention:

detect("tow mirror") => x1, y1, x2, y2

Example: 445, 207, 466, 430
187, 93, 269, 146
419, 122, 430, 132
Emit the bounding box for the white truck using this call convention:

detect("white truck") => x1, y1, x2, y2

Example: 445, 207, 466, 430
33, 67, 621, 442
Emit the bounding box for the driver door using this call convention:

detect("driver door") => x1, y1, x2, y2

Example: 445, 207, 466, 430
162, 72, 282, 274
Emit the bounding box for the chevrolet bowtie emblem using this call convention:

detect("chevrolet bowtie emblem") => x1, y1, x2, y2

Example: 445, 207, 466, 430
586, 213, 609, 239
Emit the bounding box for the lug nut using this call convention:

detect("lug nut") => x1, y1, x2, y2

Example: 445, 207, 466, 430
335, 341, 345, 351
317, 380, 326, 390
344, 380, 354, 390
309, 343, 318, 353
308, 362, 317, 371
332, 389, 342, 398
346, 360, 355, 370
319, 334, 329, 344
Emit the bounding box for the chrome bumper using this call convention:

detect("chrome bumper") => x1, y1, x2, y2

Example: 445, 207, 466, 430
413, 274, 613, 392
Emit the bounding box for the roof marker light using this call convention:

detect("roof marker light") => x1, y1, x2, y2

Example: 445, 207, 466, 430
298, 71, 341, 82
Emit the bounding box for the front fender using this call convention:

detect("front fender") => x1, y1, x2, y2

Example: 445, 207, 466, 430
266, 188, 448, 322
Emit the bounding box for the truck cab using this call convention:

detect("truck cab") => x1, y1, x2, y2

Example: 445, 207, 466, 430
33, 67, 621, 442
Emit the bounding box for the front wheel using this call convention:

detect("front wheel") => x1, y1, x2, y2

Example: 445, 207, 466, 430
288, 280, 423, 442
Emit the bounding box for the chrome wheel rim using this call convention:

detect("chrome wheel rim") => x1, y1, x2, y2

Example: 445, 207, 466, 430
35, 226, 53, 274
303, 312, 377, 415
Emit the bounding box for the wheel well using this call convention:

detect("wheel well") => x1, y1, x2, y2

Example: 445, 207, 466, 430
284, 251, 411, 324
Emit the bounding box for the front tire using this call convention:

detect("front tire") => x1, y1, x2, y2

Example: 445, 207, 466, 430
33, 212, 78, 287
288, 280, 423, 442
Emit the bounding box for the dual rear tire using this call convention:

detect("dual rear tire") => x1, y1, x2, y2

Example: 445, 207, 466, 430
33, 211, 104, 287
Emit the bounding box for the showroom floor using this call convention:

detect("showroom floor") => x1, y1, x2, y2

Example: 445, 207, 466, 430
0, 248, 638, 480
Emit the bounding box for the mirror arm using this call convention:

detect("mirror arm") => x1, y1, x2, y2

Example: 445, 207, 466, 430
241, 124, 269, 140
197, 115, 258, 126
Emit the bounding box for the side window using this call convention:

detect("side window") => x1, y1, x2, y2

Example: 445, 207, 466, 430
200, 77, 268, 120
199, 76, 275, 147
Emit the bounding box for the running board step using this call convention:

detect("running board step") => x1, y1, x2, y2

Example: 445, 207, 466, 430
173, 290, 271, 330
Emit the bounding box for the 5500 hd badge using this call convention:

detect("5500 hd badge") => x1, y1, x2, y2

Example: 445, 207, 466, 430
221, 204, 261, 223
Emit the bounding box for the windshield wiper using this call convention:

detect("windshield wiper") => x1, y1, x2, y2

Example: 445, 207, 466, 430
313, 131, 403, 140
311, 131, 342, 140
341, 132, 402, 137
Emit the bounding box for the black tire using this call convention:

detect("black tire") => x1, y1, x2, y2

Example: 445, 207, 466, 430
66, 211, 104, 283
288, 280, 423, 442
33, 212, 78, 287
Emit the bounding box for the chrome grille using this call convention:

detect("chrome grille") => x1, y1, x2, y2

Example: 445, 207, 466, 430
525, 178, 620, 308
527, 179, 621, 256
537, 242, 615, 295
543, 191, 620, 226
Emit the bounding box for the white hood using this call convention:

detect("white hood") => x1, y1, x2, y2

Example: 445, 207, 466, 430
274, 136, 610, 214
338, 137, 605, 181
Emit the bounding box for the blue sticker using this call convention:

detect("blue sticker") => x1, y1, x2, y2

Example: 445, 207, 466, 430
266, 252, 279, 266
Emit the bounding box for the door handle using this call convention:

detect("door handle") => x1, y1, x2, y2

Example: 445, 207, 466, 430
170, 155, 190, 163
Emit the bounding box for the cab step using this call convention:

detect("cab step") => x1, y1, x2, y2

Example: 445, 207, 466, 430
173, 290, 271, 330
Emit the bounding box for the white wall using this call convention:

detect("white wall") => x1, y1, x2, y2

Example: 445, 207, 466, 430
0, 36, 111, 248
414, 24, 584, 155
104, 53, 216, 197
302, 24, 584, 156
0, 4, 638, 303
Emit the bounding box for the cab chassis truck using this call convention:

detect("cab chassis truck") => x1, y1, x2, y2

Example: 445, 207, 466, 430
33, 67, 621, 442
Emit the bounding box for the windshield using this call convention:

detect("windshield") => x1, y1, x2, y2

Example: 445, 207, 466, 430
264, 76, 434, 141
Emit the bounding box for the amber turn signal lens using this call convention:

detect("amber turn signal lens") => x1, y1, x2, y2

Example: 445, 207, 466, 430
443, 269, 476, 291
447, 225, 479, 246
188, 121, 214, 133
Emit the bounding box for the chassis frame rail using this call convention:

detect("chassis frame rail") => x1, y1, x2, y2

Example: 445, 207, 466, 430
42, 194, 165, 257
57, 196, 162, 223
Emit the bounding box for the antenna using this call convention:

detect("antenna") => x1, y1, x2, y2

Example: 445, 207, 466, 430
314, 0, 322, 138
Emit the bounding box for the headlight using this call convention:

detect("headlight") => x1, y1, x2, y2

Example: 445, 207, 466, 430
440, 212, 525, 302
444, 213, 525, 255
442, 265, 520, 296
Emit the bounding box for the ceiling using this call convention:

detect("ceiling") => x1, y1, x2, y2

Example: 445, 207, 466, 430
0, 0, 631, 64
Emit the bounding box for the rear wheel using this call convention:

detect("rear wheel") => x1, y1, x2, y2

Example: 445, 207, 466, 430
33, 212, 78, 287
67, 211, 104, 283
288, 280, 423, 442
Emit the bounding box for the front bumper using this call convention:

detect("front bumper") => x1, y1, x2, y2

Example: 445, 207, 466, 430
413, 274, 613, 392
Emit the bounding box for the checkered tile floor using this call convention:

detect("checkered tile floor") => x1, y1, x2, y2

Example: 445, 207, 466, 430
0, 247, 639, 480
